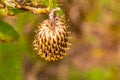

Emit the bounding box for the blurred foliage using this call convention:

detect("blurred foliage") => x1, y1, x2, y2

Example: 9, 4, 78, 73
0, 20, 19, 42
40, 0, 59, 8
0, 0, 120, 80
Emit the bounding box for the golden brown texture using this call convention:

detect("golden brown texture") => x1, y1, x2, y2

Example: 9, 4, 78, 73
33, 17, 70, 61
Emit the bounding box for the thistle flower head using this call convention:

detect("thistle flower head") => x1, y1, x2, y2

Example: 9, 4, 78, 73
33, 8, 71, 61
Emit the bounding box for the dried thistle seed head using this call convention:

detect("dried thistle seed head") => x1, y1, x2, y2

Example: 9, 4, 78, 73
33, 17, 70, 61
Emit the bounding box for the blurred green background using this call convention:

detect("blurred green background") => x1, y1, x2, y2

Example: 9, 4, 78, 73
0, 0, 120, 80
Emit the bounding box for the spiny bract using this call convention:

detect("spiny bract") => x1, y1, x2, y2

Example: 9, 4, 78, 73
33, 17, 70, 61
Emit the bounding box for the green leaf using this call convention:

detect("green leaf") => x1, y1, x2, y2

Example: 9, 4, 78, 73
0, 20, 19, 43
0, 42, 27, 80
